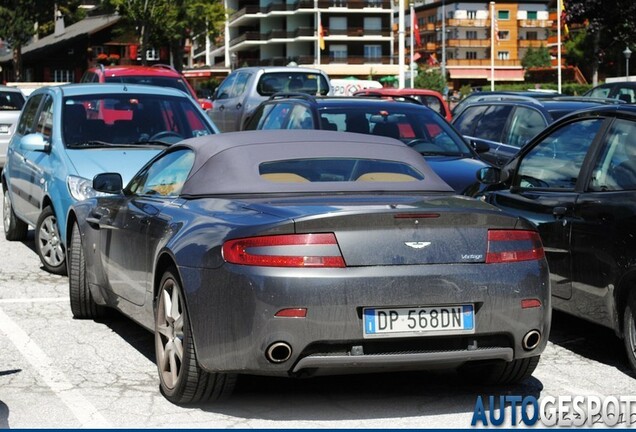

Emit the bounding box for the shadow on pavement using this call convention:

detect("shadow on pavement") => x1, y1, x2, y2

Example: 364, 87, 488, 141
549, 310, 635, 378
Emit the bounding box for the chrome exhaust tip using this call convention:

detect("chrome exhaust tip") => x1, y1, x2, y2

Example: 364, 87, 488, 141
522, 330, 541, 351
266, 342, 292, 363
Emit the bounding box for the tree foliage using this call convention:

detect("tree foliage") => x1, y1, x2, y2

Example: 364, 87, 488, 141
106, 0, 226, 71
414, 68, 446, 93
563, 0, 636, 80
521, 46, 551, 69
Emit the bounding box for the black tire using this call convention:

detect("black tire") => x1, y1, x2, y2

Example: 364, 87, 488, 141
459, 355, 540, 385
3, 187, 28, 241
622, 291, 636, 372
35, 206, 67, 275
68, 222, 105, 319
155, 269, 237, 404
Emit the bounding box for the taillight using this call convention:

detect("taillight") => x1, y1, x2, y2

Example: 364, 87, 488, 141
222, 233, 345, 267
486, 230, 545, 264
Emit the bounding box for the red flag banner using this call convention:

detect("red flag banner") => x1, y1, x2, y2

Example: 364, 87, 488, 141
413, 15, 421, 46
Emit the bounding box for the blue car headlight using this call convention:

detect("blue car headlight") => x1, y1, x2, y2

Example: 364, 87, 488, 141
67, 175, 110, 201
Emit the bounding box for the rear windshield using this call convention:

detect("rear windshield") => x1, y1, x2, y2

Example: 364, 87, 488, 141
104, 76, 193, 97
257, 72, 330, 96
0, 91, 25, 111
259, 158, 424, 183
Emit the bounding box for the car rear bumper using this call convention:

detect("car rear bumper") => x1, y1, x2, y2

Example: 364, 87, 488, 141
181, 260, 551, 376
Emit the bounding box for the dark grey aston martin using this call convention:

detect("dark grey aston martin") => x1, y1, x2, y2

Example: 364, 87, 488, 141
66, 130, 551, 404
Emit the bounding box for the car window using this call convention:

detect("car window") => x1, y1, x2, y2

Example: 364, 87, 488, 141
586, 85, 611, 98
287, 105, 313, 129
453, 105, 488, 135
474, 105, 513, 142
63, 93, 213, 146
257, 72, 330, 96
230, 72, 251, 98
616, 88, 635, 104
589, 119, 636, 191
506, 107, 546, 148
215, 73, 238, 100
260, 102, 294, 129
0, 91, 25, 111
515, 118, 603, 189
16, 93, 44, 135
35, 96, 54, 141
129, 149, 195, 196
259, 158, 424, 182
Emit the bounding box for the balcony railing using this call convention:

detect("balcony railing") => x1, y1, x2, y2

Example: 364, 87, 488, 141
518, 19, 554, 28
320, 55, 395, 64
519, 39, 548, 48
448, 39, 491, 48
324, 28, 390, 37
447, 18, 490, 27
230, 0, 315, 20
446, 59, 521, 67
317, 0, 390, 8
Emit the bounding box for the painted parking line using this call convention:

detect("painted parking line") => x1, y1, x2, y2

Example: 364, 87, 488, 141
0, 298, 68, 304
0, 307, 112, 428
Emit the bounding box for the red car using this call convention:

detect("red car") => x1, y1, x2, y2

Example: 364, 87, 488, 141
353, 88, 452, 121
80, 64, 212, 110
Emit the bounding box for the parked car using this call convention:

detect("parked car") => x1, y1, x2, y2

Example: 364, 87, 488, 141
79, 64, 212, 110
475, 104, 636, 371
0, 86, 26, 169
207, 66, 331, 132
243, 94, 489, 194
353, 88, 452, 121
68, 129, 550, 404
2, 83, 217, 274
452, 90, 560, 117
584, 81, 636, 104
452, 97, 615, 166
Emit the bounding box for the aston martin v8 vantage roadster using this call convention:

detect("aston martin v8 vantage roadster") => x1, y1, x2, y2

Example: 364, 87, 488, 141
67, 130, 550, 404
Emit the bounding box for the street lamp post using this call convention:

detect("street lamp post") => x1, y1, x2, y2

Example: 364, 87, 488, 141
624, 47, 632, 80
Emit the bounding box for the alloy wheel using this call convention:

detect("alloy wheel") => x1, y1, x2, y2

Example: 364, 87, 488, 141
155, 278, 185, 390
37, 215, 64, 268
3, 192, 11, 234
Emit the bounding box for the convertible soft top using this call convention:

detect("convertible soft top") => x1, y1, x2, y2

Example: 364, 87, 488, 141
176, 130, 455, 196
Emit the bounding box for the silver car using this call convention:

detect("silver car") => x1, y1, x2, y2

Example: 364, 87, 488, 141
208, 66, 331, 132
0, 86, 26, 168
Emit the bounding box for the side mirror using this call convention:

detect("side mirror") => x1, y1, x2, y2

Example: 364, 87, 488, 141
21, 133, 49, 152
93, 173, 123, 194
211, 88, 219, 100
477, 166, 501, 185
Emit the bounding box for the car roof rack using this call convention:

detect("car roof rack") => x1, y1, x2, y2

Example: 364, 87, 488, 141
550, 96, 627, 104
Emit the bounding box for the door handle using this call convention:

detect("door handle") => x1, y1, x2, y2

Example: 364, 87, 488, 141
219, 105, 225, 111
552, 206, 568, 217
236, 103, 242, 109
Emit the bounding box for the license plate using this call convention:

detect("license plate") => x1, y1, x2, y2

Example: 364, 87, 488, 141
0, 125, 9, 134
363, 304, 474, 338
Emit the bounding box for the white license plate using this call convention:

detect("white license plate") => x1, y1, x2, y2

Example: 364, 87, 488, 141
363, 305, 474, 338
0, 125, 9, 134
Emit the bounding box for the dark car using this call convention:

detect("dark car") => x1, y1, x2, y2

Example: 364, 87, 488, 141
452, 98, 615, 167
475, 104, 636, 371
243, 94, 490, 194
452, 90, 560, 118
584, 81, 636, 104
68, 130, 550, 404
352, 88, 452, 121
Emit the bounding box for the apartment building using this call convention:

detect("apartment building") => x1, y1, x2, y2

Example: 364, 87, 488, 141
412, 0, 552, 86
207, 0, 401, 77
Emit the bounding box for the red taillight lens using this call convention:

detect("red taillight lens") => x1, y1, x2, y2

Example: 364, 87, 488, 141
486, 230, 545, 264
222, 233, 345, 267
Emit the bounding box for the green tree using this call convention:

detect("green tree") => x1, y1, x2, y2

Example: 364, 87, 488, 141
106, 0, 225, 71
521, 46, 551, 69
414, 68, 446, 93
564, 0, 636, 83
0, 0, 37, 81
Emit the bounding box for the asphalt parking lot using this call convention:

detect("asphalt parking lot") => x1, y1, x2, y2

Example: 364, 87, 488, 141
0, 191, 635, 428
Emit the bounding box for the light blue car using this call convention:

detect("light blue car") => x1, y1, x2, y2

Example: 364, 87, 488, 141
2, 83, 218, 274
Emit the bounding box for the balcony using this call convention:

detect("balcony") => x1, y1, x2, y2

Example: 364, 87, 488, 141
518, 19, 554, 28
447, 19, 490, 28
448, 39, 491, 48
519, 39, 548, 48
229, 27, 315, 46
424, 42, 437, 51
324, 27, 390, 37
447, 59, 521, 67
320, 55, 395, 64
317, 0, 390, 8
229, 0, 315, 20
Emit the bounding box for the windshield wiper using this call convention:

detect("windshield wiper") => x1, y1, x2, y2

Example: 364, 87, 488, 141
69, 140, 170, 149
132, 140, 172, 147
418, 151, 466, 157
